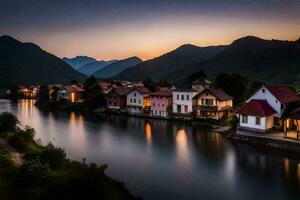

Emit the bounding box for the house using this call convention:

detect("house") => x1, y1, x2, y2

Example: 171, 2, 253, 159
18, 86, 32, 98
106, 87, 133, 110
172, 89, 198, 115
192, 78, 212, 92
192, 88, 233, 120
57, 85, 84, 103
236, 84, 299, 132
126, 87, 151, 114
98, 81, 113, 94
282, 107, 300, 140
150, 89, 172, 117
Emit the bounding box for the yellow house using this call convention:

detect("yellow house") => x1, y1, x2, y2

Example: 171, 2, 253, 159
192, 88, 233, 120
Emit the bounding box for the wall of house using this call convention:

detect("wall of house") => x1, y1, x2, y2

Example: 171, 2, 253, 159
106, 94, 120, 109
127, 90, 144, 107
239, 114, 267, 131
218, 99, 233, 108
57, 89, 69, 101
172, 91, 197, 114
150, 96, 172, 117
248, 86, 281, 117
266, 115, 275, 130
195, 92, 217, 105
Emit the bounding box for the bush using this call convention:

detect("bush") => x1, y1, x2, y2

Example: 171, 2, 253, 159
0, 112, 19, 132
39, 143, 66, 170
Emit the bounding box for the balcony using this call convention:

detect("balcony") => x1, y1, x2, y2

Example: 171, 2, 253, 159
192, 105, 218, 111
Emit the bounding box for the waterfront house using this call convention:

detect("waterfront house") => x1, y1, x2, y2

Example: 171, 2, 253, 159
236, 84, 299, 132
106, 87, 133, 110
192, 88, 233, 120
192, 78, 212, 92
126, 87, 151, 114
57, 85, 84, 103
18, 86, 32, 98
172, 89, 198, 115
150, 89, 172, 117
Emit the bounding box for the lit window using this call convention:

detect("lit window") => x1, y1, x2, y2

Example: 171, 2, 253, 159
255, 116, 261, 125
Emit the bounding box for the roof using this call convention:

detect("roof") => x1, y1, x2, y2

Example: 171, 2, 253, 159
136, 87, 150, 94
192, 78, 212, 85
236, 99, 277, 117
265, 84, 299, 104
115, 87, 134, 96
174, 88, 198, 92
150, 90, 172, 97
193, 88, 232, 100
64, 85, 84, 93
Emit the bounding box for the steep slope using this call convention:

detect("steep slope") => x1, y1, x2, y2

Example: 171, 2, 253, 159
93, 57, 142, 79
179, 36, 300, 84
114, 44, 226, 81
62, 56, 97, 69
77, 60, 118, 76
0, 35, 86, 88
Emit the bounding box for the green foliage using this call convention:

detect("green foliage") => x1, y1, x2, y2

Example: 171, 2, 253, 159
7, 126, 35, 152
84, 84, 106, 110
36, 85, 50, 102
215, 73, 249, 105
188, 70, 206, 82
248, 80, 264, 97
0, 112, 19, 132
143, 77, 155, 91
39, 143, 66, 170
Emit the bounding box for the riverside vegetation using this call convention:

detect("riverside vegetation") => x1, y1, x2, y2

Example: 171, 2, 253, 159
0, 112, 138, 200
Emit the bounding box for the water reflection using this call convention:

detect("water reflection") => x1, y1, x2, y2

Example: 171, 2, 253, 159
1, 99, 300, 200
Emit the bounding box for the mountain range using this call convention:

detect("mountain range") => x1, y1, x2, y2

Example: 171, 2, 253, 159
114, 44, 226, 81
93, 57, 142, 79
0, 35, 86, 88
62, 56, 97, 70
114, 36, 300, 85
77, 60, 118, 76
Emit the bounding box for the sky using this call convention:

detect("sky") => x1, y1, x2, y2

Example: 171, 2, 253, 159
0, 0, 300, 60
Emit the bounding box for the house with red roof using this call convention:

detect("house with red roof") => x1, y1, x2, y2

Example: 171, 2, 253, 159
105, 87, 133, 110
57, 85, 84, 103
236, 84, 299, 132
192, 88, 233, 120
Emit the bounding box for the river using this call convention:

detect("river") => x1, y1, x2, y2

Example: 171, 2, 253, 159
0, 99, 300, 200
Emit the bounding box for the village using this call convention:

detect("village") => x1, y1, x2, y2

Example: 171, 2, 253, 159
5, 77, 300, 147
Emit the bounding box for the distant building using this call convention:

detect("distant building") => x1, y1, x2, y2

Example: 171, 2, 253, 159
57, 85, 84, 103
98, 81, 113, 94
150, 89, 172, 117
192, 78, 212, 92
106, 87, 133, 110
126, 87, 151, 114
236, 84, 299, 132
172, 89, 198, 115
192, 88, 233, 120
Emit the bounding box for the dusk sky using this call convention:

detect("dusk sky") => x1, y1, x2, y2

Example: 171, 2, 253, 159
1, 0, 300, 60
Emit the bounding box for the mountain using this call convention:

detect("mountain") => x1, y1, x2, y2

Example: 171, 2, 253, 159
177, 36, 300, 84
113, 44, 226, 81
93, 57, 142, 79
62, 56, 97, 69
0, 35, 86, 88
77, 60, 118, 76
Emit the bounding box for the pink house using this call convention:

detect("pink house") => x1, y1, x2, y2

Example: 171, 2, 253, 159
150, 90, 173, 117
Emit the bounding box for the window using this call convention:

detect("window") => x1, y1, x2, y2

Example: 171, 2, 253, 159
177, 95, 179, 100
130, 99, 132, 103
184, 105, 188, 113
187, 95, 189, 100
201, 99, 205, 105
139, 99, 141, 104
205, 99, 214, 105
153, 103, 155, 106
262, 88, 265, 93
255, 116, 261, 125
242, 115, 248, 123
162, 104, 165, 107
134, 93, 136, 97
134, 99, 136, 103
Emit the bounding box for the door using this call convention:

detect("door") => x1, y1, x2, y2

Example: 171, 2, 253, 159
177, 105, 181, 113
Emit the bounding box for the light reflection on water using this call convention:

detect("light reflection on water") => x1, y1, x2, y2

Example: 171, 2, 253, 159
1, 99, 300, 200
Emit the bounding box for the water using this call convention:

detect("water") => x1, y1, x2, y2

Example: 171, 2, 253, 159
0, 99, 300, 200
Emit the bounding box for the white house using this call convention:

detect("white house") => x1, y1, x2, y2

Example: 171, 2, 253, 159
237, 84, 299, 132
126, 87, 150, 114
172, 89, 198, 114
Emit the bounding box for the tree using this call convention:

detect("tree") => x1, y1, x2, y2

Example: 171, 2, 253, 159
84, 85, 106, 110
215, 73, 249, 105
188, 70, 206, 82
248, 80, 264, 97
0, 112, 20, 132
36, 85, 50, 102
143, 77, 155, 91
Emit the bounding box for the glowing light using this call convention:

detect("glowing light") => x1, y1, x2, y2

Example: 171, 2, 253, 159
71, 92, 75, 103
176, 129, 190, 170
145, 123, 152, 145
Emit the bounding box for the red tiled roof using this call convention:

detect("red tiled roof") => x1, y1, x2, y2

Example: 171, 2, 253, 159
193, 88, 232, 100
265, 84, 299, 104
150, 90, 172, 97
115, 87, 134, 96
64, 85, 84, 92
236, 99, 277, 117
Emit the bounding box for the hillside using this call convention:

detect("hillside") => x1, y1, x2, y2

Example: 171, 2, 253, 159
114, 44, 226, 81
78, 60, 118, 76
0, 35, 86, 88
177, 36, 300, 85
62, 56, 97, 69
93, 57, 142, 78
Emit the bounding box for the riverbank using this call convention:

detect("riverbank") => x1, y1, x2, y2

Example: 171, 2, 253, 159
0, 112, 139, 200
